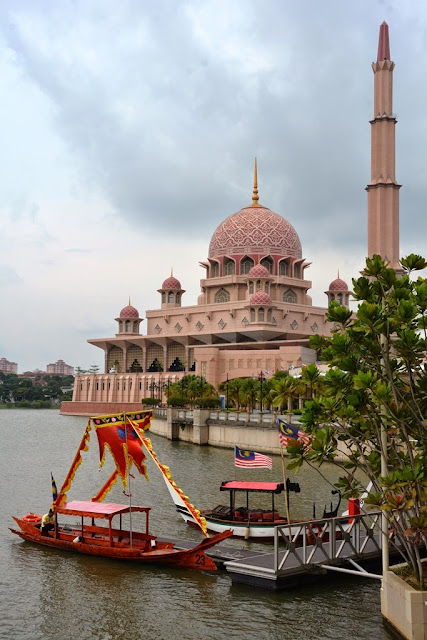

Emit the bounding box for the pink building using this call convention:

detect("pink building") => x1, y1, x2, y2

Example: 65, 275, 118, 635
0, 358, 18, 374
65, 23, 401, 414
46, 360, 74, 375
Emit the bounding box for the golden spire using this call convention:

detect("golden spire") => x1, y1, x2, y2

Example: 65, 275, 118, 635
171, 267, 173, 277
128, 296, 131, 305
252, 157, 259, 206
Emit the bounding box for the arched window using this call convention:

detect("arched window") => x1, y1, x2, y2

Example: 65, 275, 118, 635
125, 320, 131, 333
250, 309, 255, 322
176, 293, 180, 303
215, 288, 230, 303
212, 263, 219, 277
265, 282, 270, 293
330, 293, 335, 301
240, 257, 254, 274
168, 291, 174, 303
133, 321, 138, 332
267, 309, 272, 322
162, 292, 166, 303
224, 259, 235, 275
119, 321, 123, 333
283, 289, 297, 303
256, 280, 261, 291
294, 263, 301, 278
261, 257, 273, 273
249, 282, 254, 294
258, 308, 265, 321
279, 261, 288, 276
337, 293, 343, 305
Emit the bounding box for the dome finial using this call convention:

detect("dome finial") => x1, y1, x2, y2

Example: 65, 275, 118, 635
171, 267, 173, 277
128, 296, 131, 305
252, 157, 259, 206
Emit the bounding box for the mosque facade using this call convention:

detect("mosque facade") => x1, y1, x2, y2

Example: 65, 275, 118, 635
65, 22, 400, 413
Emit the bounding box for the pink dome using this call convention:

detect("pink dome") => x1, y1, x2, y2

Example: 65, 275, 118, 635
120, 304, 139, 318
208, 205, 302, 260
329, 278, 348, 291
250, 291, 273, 305
162, 276, 181, 290
248, 264, 270, 278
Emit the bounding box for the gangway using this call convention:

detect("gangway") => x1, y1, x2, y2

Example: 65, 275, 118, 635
224, 511, 404, 590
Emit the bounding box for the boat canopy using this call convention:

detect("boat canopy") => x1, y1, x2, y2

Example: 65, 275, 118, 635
56, 501, 150, 519
220, 481, 284, 494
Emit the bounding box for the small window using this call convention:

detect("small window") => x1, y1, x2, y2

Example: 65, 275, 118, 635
283, 289, 297, 304
267, 309, 272, 321
250, 309, 255, 321
224, 260, 235, 275
265, 282, 270, 293
240, 257, 254, 274
212, 263, 219, 277
258, 308, 265, 321
249, 282, 254, 294
125, 320, 131, 332
215, 288, 230, 303
168, 291, 174, 303
279, 261, 288, 276
294, 264, 301, 278
260, 257, 273, 273
176, 293, 180, 303
162, 292, 166, 303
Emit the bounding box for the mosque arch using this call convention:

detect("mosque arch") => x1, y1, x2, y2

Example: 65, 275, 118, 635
215, 288, 230, 303
260, 256, 273, 274
283, 289, 297, 303
224, 258, 236, 275
240, 256, 254, 274
279, 260, 289, 276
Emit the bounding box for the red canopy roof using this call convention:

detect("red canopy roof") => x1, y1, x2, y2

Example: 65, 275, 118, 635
56, 501, 149, 518
220, 481, 284, 493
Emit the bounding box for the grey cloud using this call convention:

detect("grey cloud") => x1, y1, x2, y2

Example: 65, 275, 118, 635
1, 0, 425, 259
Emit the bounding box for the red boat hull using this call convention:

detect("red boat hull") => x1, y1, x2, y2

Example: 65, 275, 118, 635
10, 517, 232, 571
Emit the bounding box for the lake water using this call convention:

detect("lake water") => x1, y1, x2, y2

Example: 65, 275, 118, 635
0, 410, 399, 640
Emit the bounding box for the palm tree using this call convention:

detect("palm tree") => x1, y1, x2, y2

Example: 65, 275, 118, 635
270, 374, 297, 414
241, 378, 259, 412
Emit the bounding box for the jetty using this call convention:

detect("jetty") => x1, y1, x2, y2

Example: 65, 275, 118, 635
172, 510, 404, 590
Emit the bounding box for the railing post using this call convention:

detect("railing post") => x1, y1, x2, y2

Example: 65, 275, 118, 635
330, 517, 336, 560
274, 526, 278, 572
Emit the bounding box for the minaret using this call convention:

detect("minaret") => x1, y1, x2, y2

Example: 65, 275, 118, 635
366, 22, 402, 273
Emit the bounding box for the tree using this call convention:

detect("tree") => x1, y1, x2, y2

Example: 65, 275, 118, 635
287, 255, 427, 587
88, 364, 100, 374
270, 374, 297, 413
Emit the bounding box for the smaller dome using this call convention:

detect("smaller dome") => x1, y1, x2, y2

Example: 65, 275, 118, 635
162, 276, 181, 290
120, 304, 139, 318
248, 264, 270, 278
250, 291, 272, 305
329, 278, 348, 291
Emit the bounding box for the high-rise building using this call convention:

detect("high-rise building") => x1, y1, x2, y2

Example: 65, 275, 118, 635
0, 358, 18, 374
46, 360, 74, 376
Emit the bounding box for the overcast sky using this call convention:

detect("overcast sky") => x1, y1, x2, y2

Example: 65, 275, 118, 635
0, 0, 425, 373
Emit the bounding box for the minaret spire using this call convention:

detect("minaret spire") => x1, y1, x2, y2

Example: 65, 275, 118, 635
377, 21, 390, 61
252, 157, 259, 206
366, 22, 402, 274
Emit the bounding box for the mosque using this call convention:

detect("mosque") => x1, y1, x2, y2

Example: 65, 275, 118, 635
64, 22, 401, 414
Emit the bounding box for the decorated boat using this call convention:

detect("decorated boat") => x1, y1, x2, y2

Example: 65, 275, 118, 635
165, 476, 342, 540
10, 411, 232, 571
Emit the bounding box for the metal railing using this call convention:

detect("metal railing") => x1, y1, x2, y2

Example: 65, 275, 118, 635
273, 511, 386, 576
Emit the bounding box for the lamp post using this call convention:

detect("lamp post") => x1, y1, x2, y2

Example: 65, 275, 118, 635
226, 373, 229, 410
258, 371, 265, 413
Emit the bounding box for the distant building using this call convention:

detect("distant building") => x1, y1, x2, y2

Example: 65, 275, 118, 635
46, 360, 74, 375
0, 358, 18, 374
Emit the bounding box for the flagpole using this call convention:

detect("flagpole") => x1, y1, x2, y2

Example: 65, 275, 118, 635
280, 446, 292, 540
124, 412, 133, 548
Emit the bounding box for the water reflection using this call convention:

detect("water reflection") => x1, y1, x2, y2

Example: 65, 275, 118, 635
1, 410, 399, 640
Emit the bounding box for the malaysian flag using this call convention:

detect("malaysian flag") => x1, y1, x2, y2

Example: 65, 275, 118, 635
277, 418, 311, 447
234, 446, 272, 469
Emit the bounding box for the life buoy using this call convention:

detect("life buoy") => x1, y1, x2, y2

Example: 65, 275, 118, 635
307, 523, 323, 545
22, 513, 41, 524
